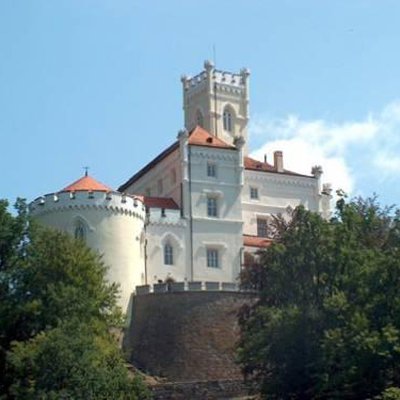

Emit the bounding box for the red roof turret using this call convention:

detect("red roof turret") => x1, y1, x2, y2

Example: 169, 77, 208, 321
61, 175, 112, 192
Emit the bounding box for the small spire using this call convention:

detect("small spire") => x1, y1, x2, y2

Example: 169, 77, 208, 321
83, 166, 90, 177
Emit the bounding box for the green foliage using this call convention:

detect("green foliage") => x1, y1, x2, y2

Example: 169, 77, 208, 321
238, 195, 400, 400
375, 387, 400, 400
0, 199, 150, 399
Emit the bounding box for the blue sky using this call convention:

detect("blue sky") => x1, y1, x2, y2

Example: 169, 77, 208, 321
1, 0, 400, 207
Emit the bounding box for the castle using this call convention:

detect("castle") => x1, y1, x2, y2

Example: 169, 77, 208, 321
30, 61, 332, 313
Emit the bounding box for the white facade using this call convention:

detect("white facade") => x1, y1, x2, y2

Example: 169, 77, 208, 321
30, 190, 146, 313
30, 61, 332, 313
182, 60, 250, 155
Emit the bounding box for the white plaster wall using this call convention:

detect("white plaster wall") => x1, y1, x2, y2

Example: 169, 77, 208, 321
242, 170, 320, 235
30, 192, 145, 314
191, 219, 243, 282
146, 210, 188, 284
123, 146, 182, 206
188, 145, 243, 282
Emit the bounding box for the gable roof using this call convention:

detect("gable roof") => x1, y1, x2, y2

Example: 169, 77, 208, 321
118, 141, 179, 192
118, 126, 236, 192
61, 175, 112, 192
243, 234, 272, 248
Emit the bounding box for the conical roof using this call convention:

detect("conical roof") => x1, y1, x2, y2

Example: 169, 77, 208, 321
61, 174, 112, 192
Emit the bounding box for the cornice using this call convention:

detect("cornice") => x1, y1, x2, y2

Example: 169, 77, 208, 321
245, 171, 316, 188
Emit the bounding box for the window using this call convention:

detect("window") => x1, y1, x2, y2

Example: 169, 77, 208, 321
157, 179, 163, 195
145, 188, 151, 196
196, 109, 204, 128
207, 248, 219, 268
207, 162, 217, 177
164, 243, 173, 265
74, 221, 86, 241
223, 107, 233, 132
171, 168, 176, 185
207, 197, 218, 217
250, 187, 259, 199
257, 218, 269, 238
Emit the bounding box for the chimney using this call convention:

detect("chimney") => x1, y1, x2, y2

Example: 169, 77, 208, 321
274, 151, 284, 172
264, 154, 267, 164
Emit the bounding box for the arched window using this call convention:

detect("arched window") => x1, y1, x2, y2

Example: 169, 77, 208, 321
164, 243, 173, 265
223, 106, 234, 132
196, 109, 204, 128
74, 220, 86, 242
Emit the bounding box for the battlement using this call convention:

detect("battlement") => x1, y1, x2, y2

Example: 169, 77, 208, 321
212, 69, 247, 88
182, 71, 208, 91
182, 60, 250, 93
135, 281, 253, 295
147, 207, 184, 225
30, 190, 146, 219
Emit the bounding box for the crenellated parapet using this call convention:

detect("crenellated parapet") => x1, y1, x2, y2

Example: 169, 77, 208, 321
147, 207, 186, 227
182, 61, 249, 100
135, 281, 247, 295
30, 191, 146, 220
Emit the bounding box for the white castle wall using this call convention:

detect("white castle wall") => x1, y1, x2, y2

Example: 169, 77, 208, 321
146, 208, 189, 284
30, 191, 146, 314
123, 146, 182, 207
242, 169, 328, 236
188, 146, 244, 283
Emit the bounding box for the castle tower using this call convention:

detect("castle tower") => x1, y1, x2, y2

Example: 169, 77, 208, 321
181, 60, 250, 154
29, 174, 146, 314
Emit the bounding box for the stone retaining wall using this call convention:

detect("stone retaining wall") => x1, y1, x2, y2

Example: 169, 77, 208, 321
123, 291, 256, 382
150, 379, 255, 399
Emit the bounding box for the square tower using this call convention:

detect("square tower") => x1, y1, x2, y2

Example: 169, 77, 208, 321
181, 60, 250, 154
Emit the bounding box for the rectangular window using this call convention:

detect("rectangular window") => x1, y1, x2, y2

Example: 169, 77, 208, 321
207, 162, 217, 177
164, 244, 173, 265
207, 197, 218, 217
157, 179, 163, 195
257, 218, 269, 238
250, 187, 259, 199
207, 248, 219, 268
171, 168, 177, 185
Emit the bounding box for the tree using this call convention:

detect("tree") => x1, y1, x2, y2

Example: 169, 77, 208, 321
238, 195, 400, 400
0, 199, 150, 399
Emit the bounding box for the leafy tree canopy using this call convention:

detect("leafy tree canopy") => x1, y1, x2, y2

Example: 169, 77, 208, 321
238, 194, 400, 400
0, 199, 150, 399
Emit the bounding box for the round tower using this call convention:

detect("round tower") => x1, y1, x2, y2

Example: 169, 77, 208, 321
29, 174, 146, 314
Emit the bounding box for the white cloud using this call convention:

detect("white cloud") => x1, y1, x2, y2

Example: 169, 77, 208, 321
249, 101, 400, 197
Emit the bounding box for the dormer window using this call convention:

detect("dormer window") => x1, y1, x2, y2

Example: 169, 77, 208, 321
223, 106, 234, 133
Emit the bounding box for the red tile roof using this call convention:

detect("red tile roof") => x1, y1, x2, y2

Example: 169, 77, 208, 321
118, 126, 236, 191
142, 196, 180, 210
243, 235, 272, 248
244, 156, 276, 172
244, 156, 312, 178
61, 175, 112, 192
188, 126, 236, 149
